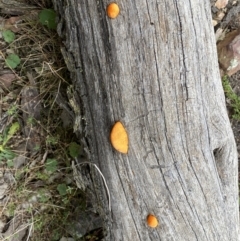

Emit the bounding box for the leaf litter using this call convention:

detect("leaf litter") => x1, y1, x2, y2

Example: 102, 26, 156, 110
0, 1, 91, 241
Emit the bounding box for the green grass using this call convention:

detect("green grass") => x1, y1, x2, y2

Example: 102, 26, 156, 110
222, 75, 240, 121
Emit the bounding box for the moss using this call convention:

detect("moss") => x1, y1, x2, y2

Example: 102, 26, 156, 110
222, 75, 240, 121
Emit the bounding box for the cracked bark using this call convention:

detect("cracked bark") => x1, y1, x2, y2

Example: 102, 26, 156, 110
0, 0, 37, 15
53, 0, 239, 240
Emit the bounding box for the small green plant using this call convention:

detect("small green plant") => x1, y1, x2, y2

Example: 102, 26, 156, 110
7, 201, 17, 216
222, 75, 240, 120
39, 9, 57, 30
57, 183, 68, 196
2, 122, 20, 146
45, 158, 58, 172
46, 135, 59, 145
68, 142, 81, 158
2, 29, 15, 43
7, 159, 14, 167
36, 171, 49, 181
7, 104, 18, 116
27, 116, 36, 125
5, 53, 21, 69
0, 122, 20, 161
39, 189, 50, 203
0, 149, 15, 161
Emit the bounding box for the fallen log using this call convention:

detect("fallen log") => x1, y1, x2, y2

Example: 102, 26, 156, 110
53, 0, 239, 240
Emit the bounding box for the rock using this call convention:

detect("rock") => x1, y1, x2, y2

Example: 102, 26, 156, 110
2, 217, 28, 241
3, 170, 15, 186
212, 19, 218, 26
0, 219, 6, 233
0, 72, 16, 89
13, 155, 26, 169
0, 182, 8, 199
61, 109, 73, 127
65, 207, 104, 239
21, 73, 43, 153
21, 85, 41, 121
216, 11, 225, 21
0, 180, 8, 199
215, 0, 228, 9
215, 28, 226, 42
217, 30, 240, 76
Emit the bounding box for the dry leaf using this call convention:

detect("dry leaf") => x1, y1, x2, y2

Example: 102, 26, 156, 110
4, 16, 22, 32
0, 73, 16, 88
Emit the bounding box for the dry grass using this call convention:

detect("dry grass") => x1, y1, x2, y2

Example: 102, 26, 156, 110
0, 1, 86, 240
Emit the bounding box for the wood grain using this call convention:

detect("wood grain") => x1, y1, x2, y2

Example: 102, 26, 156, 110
53, 0, 239, 240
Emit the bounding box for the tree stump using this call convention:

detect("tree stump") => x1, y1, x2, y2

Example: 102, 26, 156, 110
53, 0, 239, 240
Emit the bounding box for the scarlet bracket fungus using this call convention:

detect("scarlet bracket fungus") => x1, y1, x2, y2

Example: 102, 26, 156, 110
107, 3, 120, 19
110, 121, 128, 154
147, 214, 158, 228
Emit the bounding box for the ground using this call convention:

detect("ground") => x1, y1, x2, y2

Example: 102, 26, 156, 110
0, 0, 239, 241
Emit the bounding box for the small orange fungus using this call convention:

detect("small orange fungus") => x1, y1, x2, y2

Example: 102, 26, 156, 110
107, 3, 120, 19
110, 121, 128, 154
147, 214, 158, 228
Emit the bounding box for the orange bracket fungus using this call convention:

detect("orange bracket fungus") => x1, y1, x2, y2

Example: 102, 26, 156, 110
147, 214, 158, 228
107, 3, 120, 19
110, 121, 128, 154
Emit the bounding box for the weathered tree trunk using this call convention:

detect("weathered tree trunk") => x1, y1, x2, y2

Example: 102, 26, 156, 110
53, 0, 239, 240
0, 0, 37, 15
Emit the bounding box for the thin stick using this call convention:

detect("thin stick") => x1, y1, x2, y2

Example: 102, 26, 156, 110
26, 219, 33, 241
74, 159, 111, 212
1, 223, 31, 241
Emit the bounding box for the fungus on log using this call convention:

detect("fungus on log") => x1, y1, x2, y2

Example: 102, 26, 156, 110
53, 0, 239, 240
106, 2, 120, 19
147, 214, 159, 228
110, 121, 129, 154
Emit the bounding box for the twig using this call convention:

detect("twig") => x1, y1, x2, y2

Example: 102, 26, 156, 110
74, 159, 111, 212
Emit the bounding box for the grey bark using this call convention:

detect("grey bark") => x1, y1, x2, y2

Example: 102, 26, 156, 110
0, 0, 37, 15
53, 0, 239, 240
